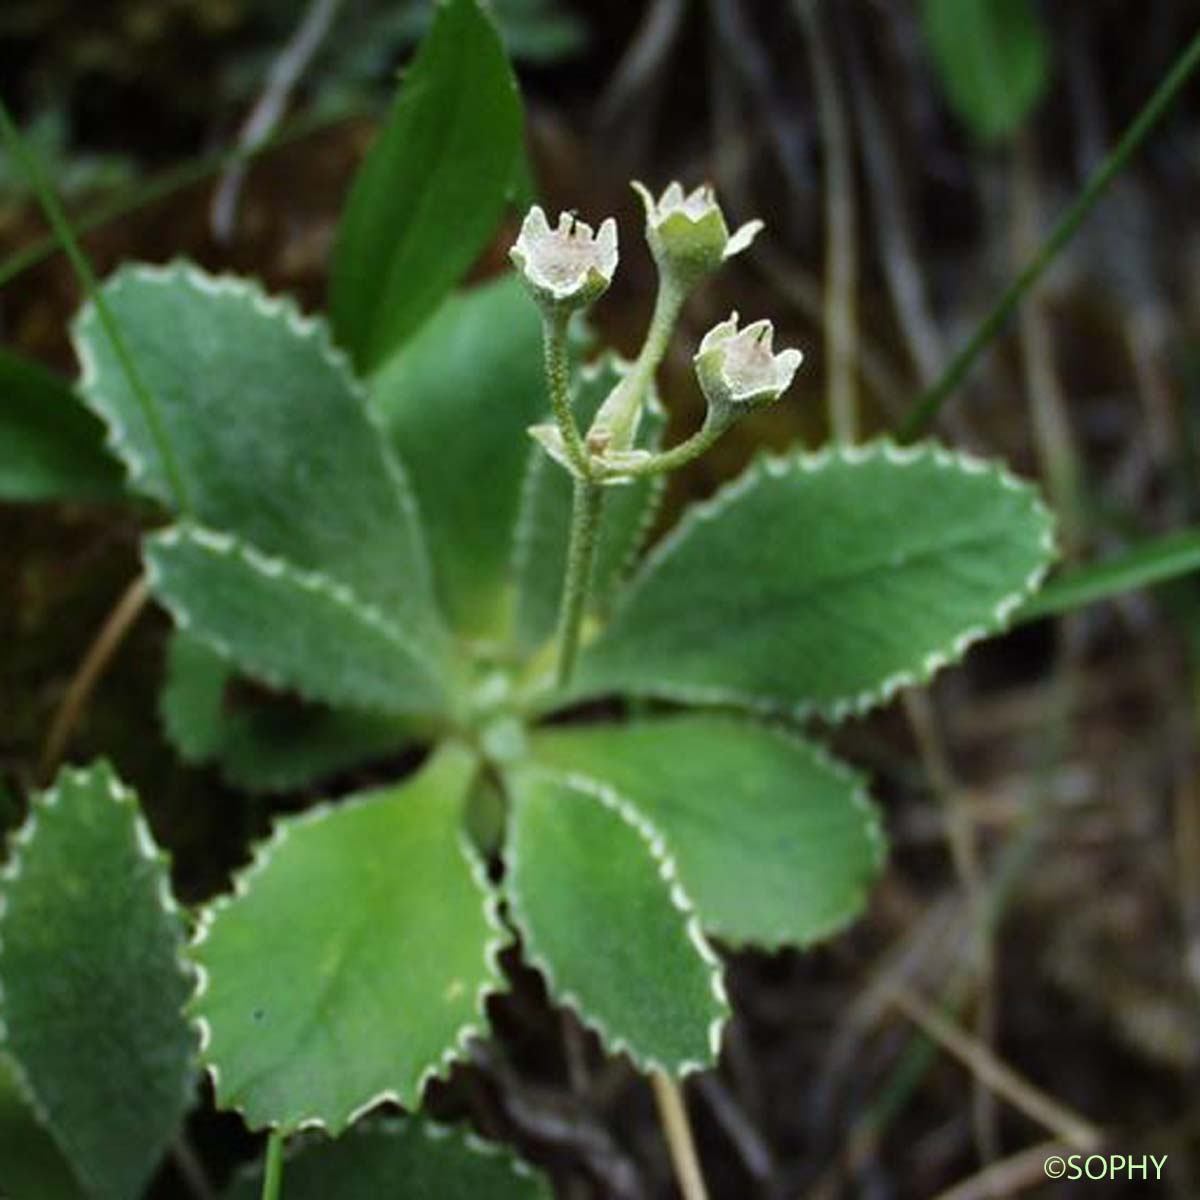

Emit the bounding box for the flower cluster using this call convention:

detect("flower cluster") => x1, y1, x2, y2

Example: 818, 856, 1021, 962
511, 182, 801, 481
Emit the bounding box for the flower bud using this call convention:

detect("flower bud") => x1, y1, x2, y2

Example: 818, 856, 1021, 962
510, 206, 618, 312
632, 181, 763, 286
694, 313, 803, 416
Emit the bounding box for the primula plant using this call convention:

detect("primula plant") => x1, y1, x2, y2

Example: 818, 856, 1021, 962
0, 1, 1064, 1197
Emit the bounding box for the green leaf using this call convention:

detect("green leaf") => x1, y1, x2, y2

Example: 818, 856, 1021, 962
330, 0, 523, 372
1016, 528, 1200, 624
919, 0, 1049, 143
147, 526, 449, 719
0, 1054, 85, 1200
160, 631, 410, 793
72, 262, 443, 647
191, 744, 504, 1134
0, 346, 124, 502
226, 1120, 551, 1200
0, 763, 197, 1200
514, 354, 666, 653
531, 715, 885, 948
505, 769, 728, 1075
369, 275, 547, 641
571, 442, 1055, 719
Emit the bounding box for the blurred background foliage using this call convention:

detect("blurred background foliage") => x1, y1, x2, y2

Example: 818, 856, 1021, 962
5, 1, 1200, 1197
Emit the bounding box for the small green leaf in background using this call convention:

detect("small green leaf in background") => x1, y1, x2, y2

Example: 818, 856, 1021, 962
72, 262, 443, 646
369, 275, 546, 642
226, 1120, 552, 1200
0, 763, 196, 1200
331, 0, 524, 372
147, 526, 449, 719
572, 442, 1056, 719
0, 346, 124, 503
531, 716, 885, 948
920, 0, 1050, 142
505, 770, 728, 1076
190, 744, 505, 1134
514, 353, 666, 654
160, 630, 410, 793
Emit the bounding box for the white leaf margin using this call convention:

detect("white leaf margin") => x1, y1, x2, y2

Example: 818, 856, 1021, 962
569, 439, 1058, 721
187, 777, 511, 1135
0, 763, 197, 1178
144, 523, 448, 718
533, 714, 889, 953
504, 766, 731, 1079
70, 259, 438, 604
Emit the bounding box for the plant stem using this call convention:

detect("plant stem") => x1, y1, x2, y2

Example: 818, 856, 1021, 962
651, 1072, 710, 1200
898, 25, 1200, 441
590, 275, 685, 450
0, 100, 192, 513
261, 1130, 285, 1200
543, 311, 592, 479
600, 412, 732, 481
554, 479, 604, 688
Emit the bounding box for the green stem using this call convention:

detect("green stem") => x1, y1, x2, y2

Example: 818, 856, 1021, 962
897, 26, 1200, 441
555, 479, 604, 688
600, 411, 732, 481
590, 275, 685, 450
261, 1130, 285, 1200
0, 99, 192, 513
543, 311, 592, 478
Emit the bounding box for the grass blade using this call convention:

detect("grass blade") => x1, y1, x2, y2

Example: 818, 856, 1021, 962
1017, 528, 1200, 623
0, 100, 191, 512
898, 27, 1200, 440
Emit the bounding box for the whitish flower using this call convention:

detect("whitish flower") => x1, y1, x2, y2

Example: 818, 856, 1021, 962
694, 313, 803, 412
632, 181, 763, 284
510, 206, 618, 311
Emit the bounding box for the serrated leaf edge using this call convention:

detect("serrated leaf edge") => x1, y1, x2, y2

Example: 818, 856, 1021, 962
187, 784, 509, 1134
535, 715, 888, 952
505, 767, 730, 1078
71, 259, 439, 608
0, 763, 196, 1189
580, 439, 1057, 721
145, 523, 447, 717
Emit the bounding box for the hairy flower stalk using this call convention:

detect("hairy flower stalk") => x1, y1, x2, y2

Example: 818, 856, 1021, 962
512, 206, 619, 480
